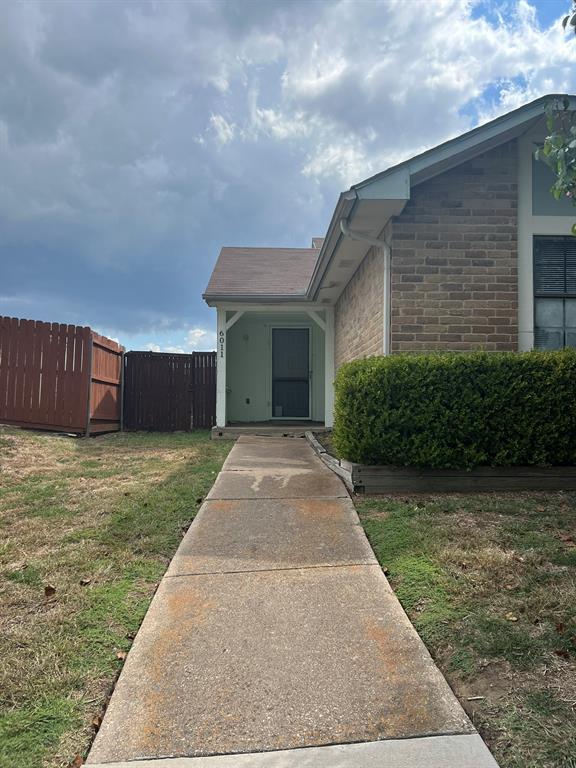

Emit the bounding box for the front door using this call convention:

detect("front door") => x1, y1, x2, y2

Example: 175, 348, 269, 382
272, 328, 310, 418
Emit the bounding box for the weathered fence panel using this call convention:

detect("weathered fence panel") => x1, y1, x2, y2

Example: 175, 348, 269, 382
123, 351, 216, 431
89, 332, 124, 434
0, 316, 123, 435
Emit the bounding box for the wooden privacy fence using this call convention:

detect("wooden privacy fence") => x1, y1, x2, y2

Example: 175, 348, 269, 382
123, 351, 216, 431
0, 316, 123, 435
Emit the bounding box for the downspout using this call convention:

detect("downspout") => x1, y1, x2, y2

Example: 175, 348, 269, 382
339, 217, 392, 356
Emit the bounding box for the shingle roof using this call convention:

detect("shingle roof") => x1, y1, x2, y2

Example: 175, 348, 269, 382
203, 246, 321, 299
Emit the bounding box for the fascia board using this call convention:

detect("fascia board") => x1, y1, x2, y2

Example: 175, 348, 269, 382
353, 95, 576, 197
203, 294, 310, 306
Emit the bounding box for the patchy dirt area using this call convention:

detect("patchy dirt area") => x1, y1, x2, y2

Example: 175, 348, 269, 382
0, 426, 230, 768
357, 492, 576, 768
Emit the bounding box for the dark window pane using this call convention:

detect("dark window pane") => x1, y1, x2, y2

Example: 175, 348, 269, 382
566, 299, 576, 329
566, 239, 576, 293
565, 330, 576, 349
535, 328, 564, 350
534, 237, 566, 294
535, 297, 563, 327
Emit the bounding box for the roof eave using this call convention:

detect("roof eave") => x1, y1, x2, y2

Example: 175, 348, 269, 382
308, 94, 576, 303
203, 293, 311, 307
307, 193, 356, 300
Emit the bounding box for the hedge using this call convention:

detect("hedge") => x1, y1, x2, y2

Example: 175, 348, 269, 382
333, 350, 576, 469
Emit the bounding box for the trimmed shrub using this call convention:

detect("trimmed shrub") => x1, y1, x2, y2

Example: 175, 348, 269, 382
333, 350, 576, 469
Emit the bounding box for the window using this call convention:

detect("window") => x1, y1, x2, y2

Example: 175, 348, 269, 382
534, 236, 576, 350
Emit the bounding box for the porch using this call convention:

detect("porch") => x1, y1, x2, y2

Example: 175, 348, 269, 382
211, 420, 329, 440
214, 305, 335, 431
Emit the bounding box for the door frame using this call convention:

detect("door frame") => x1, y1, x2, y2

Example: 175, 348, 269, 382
269, 325, 312, 420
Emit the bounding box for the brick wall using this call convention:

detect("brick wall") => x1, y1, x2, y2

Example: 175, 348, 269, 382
334, 245, 383, 368
390, 140, 518, 352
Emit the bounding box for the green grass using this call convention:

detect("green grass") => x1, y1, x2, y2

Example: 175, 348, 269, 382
357, 492, 576, 768
0, 427, 231, 768
4, 564, 42, 587
0, 697, 79, 768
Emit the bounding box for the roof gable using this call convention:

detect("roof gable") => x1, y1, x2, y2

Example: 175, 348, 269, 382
353, 94, 576, 198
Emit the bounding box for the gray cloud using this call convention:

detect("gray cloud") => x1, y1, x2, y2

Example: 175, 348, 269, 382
1, 0, 575, 348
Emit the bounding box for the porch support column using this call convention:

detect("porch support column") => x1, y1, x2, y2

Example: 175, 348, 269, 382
216, 308, 227, 427
324, 306, 335, 428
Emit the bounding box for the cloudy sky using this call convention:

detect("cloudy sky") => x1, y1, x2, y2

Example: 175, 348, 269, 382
1, 0, 575, 352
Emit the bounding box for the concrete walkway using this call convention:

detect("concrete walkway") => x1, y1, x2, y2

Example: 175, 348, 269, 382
87, 436, 498, 767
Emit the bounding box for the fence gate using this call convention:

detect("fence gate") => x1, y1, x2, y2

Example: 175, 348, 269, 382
123, 351, 216, 431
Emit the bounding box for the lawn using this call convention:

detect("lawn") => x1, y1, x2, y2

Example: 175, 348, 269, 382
0, 426, 230, 768
356, 493, 576, 768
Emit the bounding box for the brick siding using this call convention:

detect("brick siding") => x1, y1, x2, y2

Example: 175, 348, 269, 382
390, 140, 518, 352
334, 245, 383, 368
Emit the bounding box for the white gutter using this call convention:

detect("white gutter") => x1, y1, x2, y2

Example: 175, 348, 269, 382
339, 218, 391, 356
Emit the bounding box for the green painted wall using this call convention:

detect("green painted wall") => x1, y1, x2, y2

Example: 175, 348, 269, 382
226, 312, 325, 422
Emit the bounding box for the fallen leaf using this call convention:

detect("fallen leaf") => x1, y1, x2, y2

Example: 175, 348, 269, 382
44, 584, 56, 598
505, 612, 518, 622
92, 715, 102, 729
79, 578, 91, 587
71, 755, 83, 767
125, 632, 135, 640
116, 650, 127, 661
555, 622, 566, 635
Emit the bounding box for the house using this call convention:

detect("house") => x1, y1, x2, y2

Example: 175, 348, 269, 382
203, 94, 576, 431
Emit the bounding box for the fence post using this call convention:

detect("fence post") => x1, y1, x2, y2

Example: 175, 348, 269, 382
85, 333, 94, 437
119, 350, 125, 432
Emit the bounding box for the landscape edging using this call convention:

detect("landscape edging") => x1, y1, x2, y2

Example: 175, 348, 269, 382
305, 432, 576, 494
